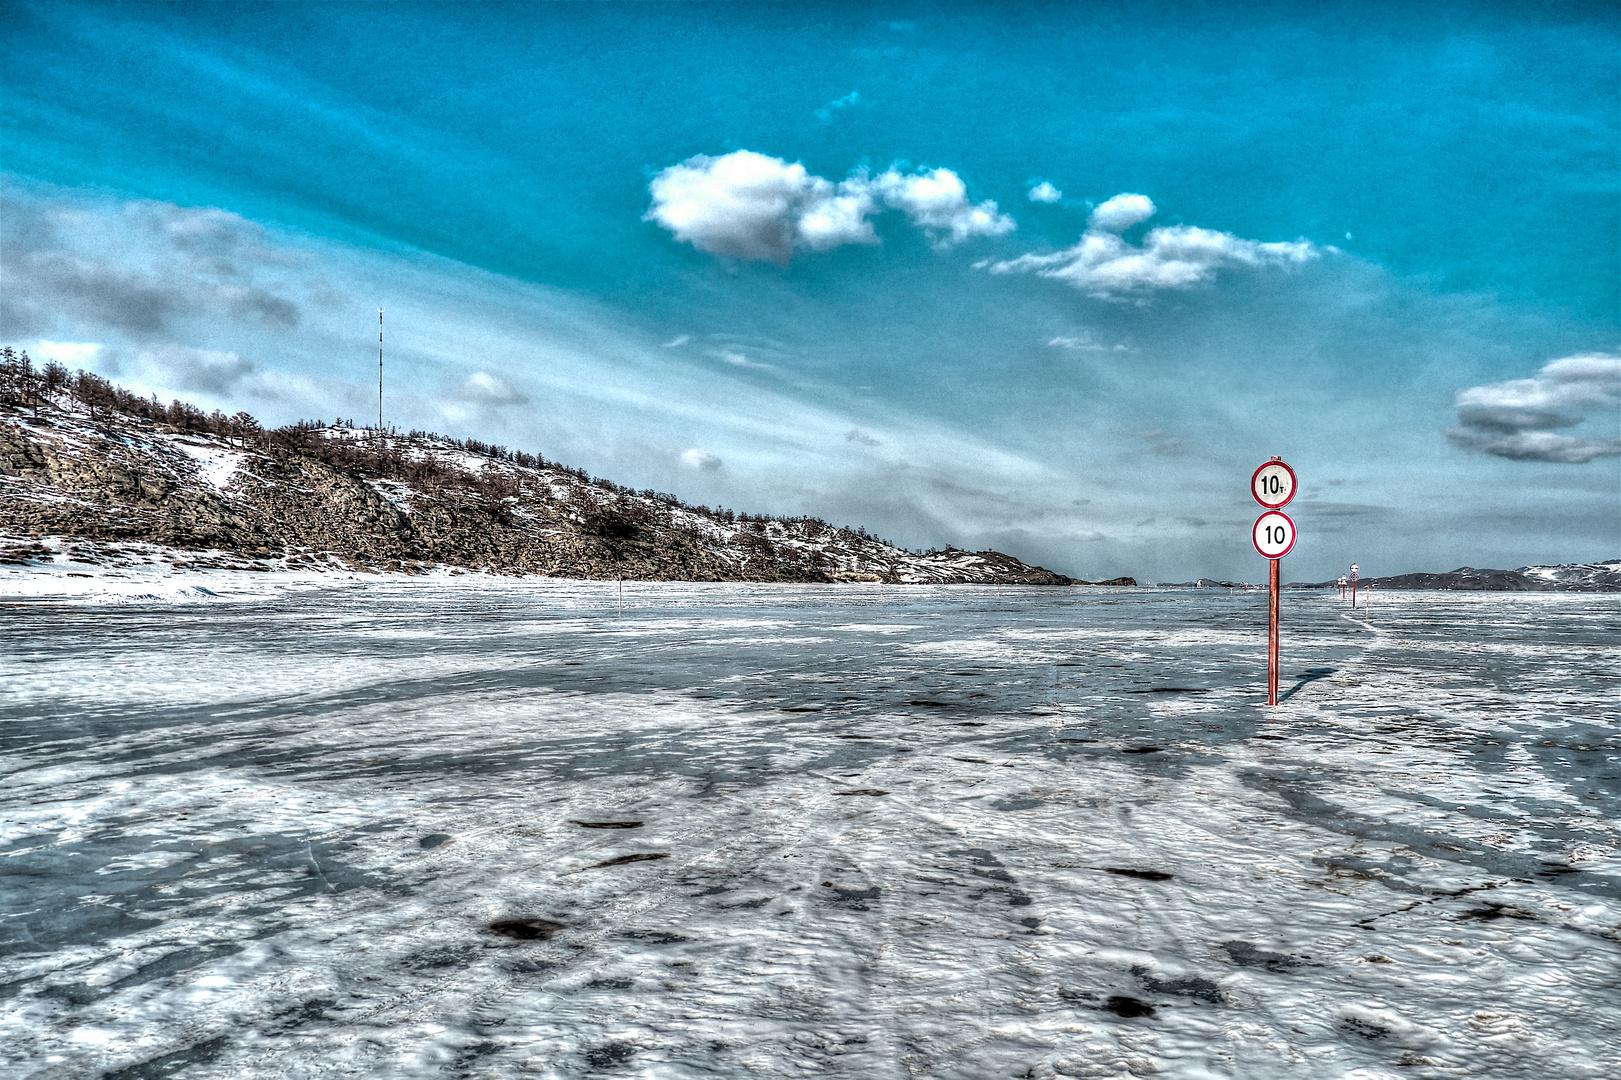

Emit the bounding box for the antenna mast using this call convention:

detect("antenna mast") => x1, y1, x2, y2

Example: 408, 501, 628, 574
377, 308, 384, 430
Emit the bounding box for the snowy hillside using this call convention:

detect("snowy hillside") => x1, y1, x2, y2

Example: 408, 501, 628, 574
1, 372, 1084, 585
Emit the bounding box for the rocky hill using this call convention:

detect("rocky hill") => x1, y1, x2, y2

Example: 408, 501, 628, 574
0, 362, 1097, 585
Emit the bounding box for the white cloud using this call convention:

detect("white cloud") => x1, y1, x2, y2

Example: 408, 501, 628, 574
645, 151, 1012, 262
1028, 182, 1062, 204
661, 334, 689, 348
681, 448, 723, 471
1446, 353, 1621, 463
32, 339, 103, 366
871, 167, 1015, 247
1088, 193, 1156, 233
987, 193, 1318, 299
644, 151, 875, 263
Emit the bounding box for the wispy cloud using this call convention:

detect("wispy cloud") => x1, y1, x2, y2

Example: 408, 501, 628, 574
454, 372, 529, 406
986, 193, 1318, 299
644, 151, 1013, 263
1, 191, 305, 336
1445, 354, 1621, 463
814, 90, 863, 124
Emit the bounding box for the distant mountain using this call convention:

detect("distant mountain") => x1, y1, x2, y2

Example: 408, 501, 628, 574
1150, 565, 1620, 593
1, 364, 1091, 585
1300, 563, 1621, 592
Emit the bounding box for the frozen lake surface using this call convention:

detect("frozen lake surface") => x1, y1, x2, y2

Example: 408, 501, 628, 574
2, 580, 1618, 1079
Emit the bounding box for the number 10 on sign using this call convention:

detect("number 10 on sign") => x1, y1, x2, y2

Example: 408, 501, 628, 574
1252, 511, 1296, 558
1251, 457, 1297, 707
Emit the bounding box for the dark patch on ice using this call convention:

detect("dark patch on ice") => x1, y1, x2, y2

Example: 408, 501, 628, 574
691, 884, 730, 896
111, 943, 243, 993
721, 896, 772, 910
956, 721, 986, 727
1058, 737, 1096, 743
832, 788, 888, 796
586, 853, 669, 869
1221, 941, 1300, 971
272, 997, 338, 1026
570, 820, 643, 829
1535, 863, 1580, 877
1126, 687, 1209, 694
45, 942, 245, 1004
1239, 770, 1621, 899
587, 977, 635, 989
622, 929, 690, 944
1121, 746, 1163, 754
781, 705, 823, 712
953, 756, 989, 764
946, 849, 1034, 907
830, 886, 881, 906
584, 1041, 636, 1068
0, 899, 163, 959
1132, 966, 1224, 1003
100, 1034, 229, 1079
907, 700, 957, 707
488, 918, 565, 941
1341, 1016, 1390, 1039
418, 833, 452, 849
835, 734, 874, 739
1459, 903, 1537, 922
1102, 867, 1174, 881
39, 981, 100, 1006
450, 1042, 502, 1074
993, 797, 1043, 811
1104, 995, 1156, 1018
1020, 917, 1042, 929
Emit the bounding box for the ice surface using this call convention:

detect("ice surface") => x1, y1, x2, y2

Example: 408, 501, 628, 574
2, 582, 1617, 1078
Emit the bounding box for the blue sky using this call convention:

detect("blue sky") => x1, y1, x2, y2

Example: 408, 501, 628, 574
2, 1, 1617, 580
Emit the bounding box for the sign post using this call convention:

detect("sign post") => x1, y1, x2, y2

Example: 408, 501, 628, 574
1349, 563, 1359, 607
1251, 458, 1297, 706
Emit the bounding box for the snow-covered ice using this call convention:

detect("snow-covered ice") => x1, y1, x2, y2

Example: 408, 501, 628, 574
1, 581, 1617, 1078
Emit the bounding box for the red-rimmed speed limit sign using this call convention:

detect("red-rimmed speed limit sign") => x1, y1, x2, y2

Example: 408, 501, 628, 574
1252, 510, 1296, 559
1251, 460, 1296, 509
1251, 456, 1297, 708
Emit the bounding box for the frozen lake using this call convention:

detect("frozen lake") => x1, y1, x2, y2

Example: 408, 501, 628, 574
2, 581, 1618, 1078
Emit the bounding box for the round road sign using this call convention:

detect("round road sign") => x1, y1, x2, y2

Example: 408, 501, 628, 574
1251, 460, 1296, 508
1252, 511, 1296, 559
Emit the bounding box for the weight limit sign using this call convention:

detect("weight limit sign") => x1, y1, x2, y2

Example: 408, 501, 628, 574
1252, 510, 1296, 559
1251, 460, 1296, 509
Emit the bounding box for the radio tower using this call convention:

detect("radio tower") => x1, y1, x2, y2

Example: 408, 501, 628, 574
377, 308, 384, 430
